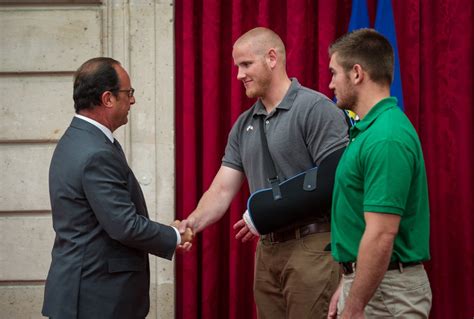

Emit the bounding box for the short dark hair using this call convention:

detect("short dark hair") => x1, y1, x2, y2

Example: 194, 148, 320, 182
329, 28, 394, 86
73, 57, 121, 112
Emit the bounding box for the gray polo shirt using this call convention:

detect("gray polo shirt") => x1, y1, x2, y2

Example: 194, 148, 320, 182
222, 78, 349, 193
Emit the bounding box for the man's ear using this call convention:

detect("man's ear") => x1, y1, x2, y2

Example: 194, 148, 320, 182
266, 48, 277, 69
101, 90, 114, 109
352, 64, 364, 84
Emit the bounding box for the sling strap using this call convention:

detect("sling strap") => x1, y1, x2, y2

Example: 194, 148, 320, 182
258, 116, 282, 200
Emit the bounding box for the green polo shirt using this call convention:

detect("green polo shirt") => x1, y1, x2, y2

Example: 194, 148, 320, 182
331, 97, 430, 263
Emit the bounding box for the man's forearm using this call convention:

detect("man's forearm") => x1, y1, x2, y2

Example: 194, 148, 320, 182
342, 230, 395, 316
187, 188, 231, 233
180, 166, 244, 234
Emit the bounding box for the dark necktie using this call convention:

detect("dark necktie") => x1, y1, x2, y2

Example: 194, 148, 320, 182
113, 139, 127, 159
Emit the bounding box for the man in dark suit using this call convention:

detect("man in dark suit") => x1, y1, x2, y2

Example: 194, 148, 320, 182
42, 57, 192, 319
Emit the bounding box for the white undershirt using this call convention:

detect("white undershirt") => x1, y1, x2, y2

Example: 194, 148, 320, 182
74, 114, 181, 247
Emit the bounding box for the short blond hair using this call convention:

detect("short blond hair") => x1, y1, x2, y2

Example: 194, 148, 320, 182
234, 27, 286, 65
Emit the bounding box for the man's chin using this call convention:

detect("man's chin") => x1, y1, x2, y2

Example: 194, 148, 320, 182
335, 101, 344, 109
245, 90, 261, 99
336, 100, 350, 110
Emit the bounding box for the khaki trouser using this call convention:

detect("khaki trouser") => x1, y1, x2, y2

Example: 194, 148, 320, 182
254, 231, 340, 319
338, 264, 432, 318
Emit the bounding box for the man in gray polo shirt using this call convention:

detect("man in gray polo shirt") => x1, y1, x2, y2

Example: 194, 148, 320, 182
179, 27, 348, 318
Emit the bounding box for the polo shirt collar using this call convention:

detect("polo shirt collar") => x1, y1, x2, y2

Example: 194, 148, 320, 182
252, 78, 300, 117
351, 97, 398, 135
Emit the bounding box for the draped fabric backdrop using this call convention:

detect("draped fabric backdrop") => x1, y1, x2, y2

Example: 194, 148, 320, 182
175, 1, 474, 318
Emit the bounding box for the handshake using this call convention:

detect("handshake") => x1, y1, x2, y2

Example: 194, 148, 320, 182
170, 210, 260, 253
171, 219, 195, 251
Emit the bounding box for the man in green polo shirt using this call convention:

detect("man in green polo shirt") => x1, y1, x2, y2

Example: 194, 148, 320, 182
327, 29, 432, 319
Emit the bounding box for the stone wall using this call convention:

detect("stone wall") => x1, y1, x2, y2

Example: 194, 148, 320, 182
0, 1, 176, 318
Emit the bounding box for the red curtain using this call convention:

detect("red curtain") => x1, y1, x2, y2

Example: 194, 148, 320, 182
175, 1, 474, 318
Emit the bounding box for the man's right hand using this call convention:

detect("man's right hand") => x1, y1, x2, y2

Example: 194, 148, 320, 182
180, 227, 194, 244
177, 216, 195, 234
172, 220, 194, 251
177, 217, 195, 252
328, 279, 343, 318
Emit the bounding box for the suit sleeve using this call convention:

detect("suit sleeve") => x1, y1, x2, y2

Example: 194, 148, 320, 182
82, 150, 177, 260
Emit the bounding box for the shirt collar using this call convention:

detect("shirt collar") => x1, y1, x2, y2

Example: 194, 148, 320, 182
252, 78, 300, 117
74, 114, 114, 142
350, 97, 398, 136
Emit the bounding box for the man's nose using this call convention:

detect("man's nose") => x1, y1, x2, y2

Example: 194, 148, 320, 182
130, 96, 136, 105
237, 68, 245, 80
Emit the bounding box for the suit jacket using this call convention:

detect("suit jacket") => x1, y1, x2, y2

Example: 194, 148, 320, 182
42, 117, 177, 319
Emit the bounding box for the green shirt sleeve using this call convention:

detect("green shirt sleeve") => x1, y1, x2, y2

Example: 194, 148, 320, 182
362, 139, 416, 215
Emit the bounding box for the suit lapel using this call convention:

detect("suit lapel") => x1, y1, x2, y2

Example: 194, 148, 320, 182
70, 117, 149, 218
70, 117, 127, 162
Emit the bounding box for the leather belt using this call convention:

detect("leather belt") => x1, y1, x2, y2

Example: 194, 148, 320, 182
341, 261, 422, 275
262, 222, 331, 243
